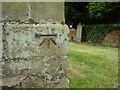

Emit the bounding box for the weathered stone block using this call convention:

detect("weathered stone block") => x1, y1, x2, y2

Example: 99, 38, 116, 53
1, 1, 69, 88
2, 2, 64, 23
30, 2, 65, 23
1, 23, 69, 88
2, 2, 28, 21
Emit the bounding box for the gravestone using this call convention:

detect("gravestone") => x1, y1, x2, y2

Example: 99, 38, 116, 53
76, 23, 82, 42
0, 2, 69, 88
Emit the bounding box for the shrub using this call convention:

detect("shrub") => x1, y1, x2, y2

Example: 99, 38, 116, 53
85, 24, 120, 43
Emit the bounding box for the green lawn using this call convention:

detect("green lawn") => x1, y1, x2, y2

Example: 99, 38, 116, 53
68, 42, 118, 88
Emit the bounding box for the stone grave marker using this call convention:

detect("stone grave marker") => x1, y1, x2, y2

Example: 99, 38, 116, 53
76, 23, 83, 42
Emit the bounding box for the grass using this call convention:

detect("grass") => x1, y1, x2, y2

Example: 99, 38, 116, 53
68, 41, 118, 88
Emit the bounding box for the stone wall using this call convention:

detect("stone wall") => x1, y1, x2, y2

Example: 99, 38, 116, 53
101, 30, 120, 47
1, 2, 69, 88
69, 28, 76, 41
2, 2, 64, 24
1, 23, 69, 88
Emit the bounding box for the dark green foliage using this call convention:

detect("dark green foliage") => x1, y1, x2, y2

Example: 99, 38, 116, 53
65, 2, 120, 27
85, 24, 120, 43
65, 2, 89, 28
87, 2, 120, 23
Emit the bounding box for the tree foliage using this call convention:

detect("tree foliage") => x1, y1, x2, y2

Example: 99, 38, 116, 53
65, 2, 89, 28
87, 2, 120, 23
65, 2, 120, 27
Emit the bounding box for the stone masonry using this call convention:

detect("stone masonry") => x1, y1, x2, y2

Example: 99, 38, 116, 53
0, 2, 69, 88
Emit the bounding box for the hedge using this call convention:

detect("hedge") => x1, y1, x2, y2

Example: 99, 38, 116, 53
85, 24, 120, 43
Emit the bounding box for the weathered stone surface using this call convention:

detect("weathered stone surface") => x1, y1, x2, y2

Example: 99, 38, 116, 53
76, 23, 82, 42
2, 24, 69, 59
0, 23, 2, 60
2, 56, 68, 88
0, 23, 2, 87
30, 2, 65, 23
0, 1, 2, 84
0, 2, 2, 21
2, 2, 28, 21
1, 23, 69, 88
2, 2, 64, 23
1, 1, 69, 88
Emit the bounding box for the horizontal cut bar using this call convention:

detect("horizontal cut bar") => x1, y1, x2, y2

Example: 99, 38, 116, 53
35, 34, 57, 38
